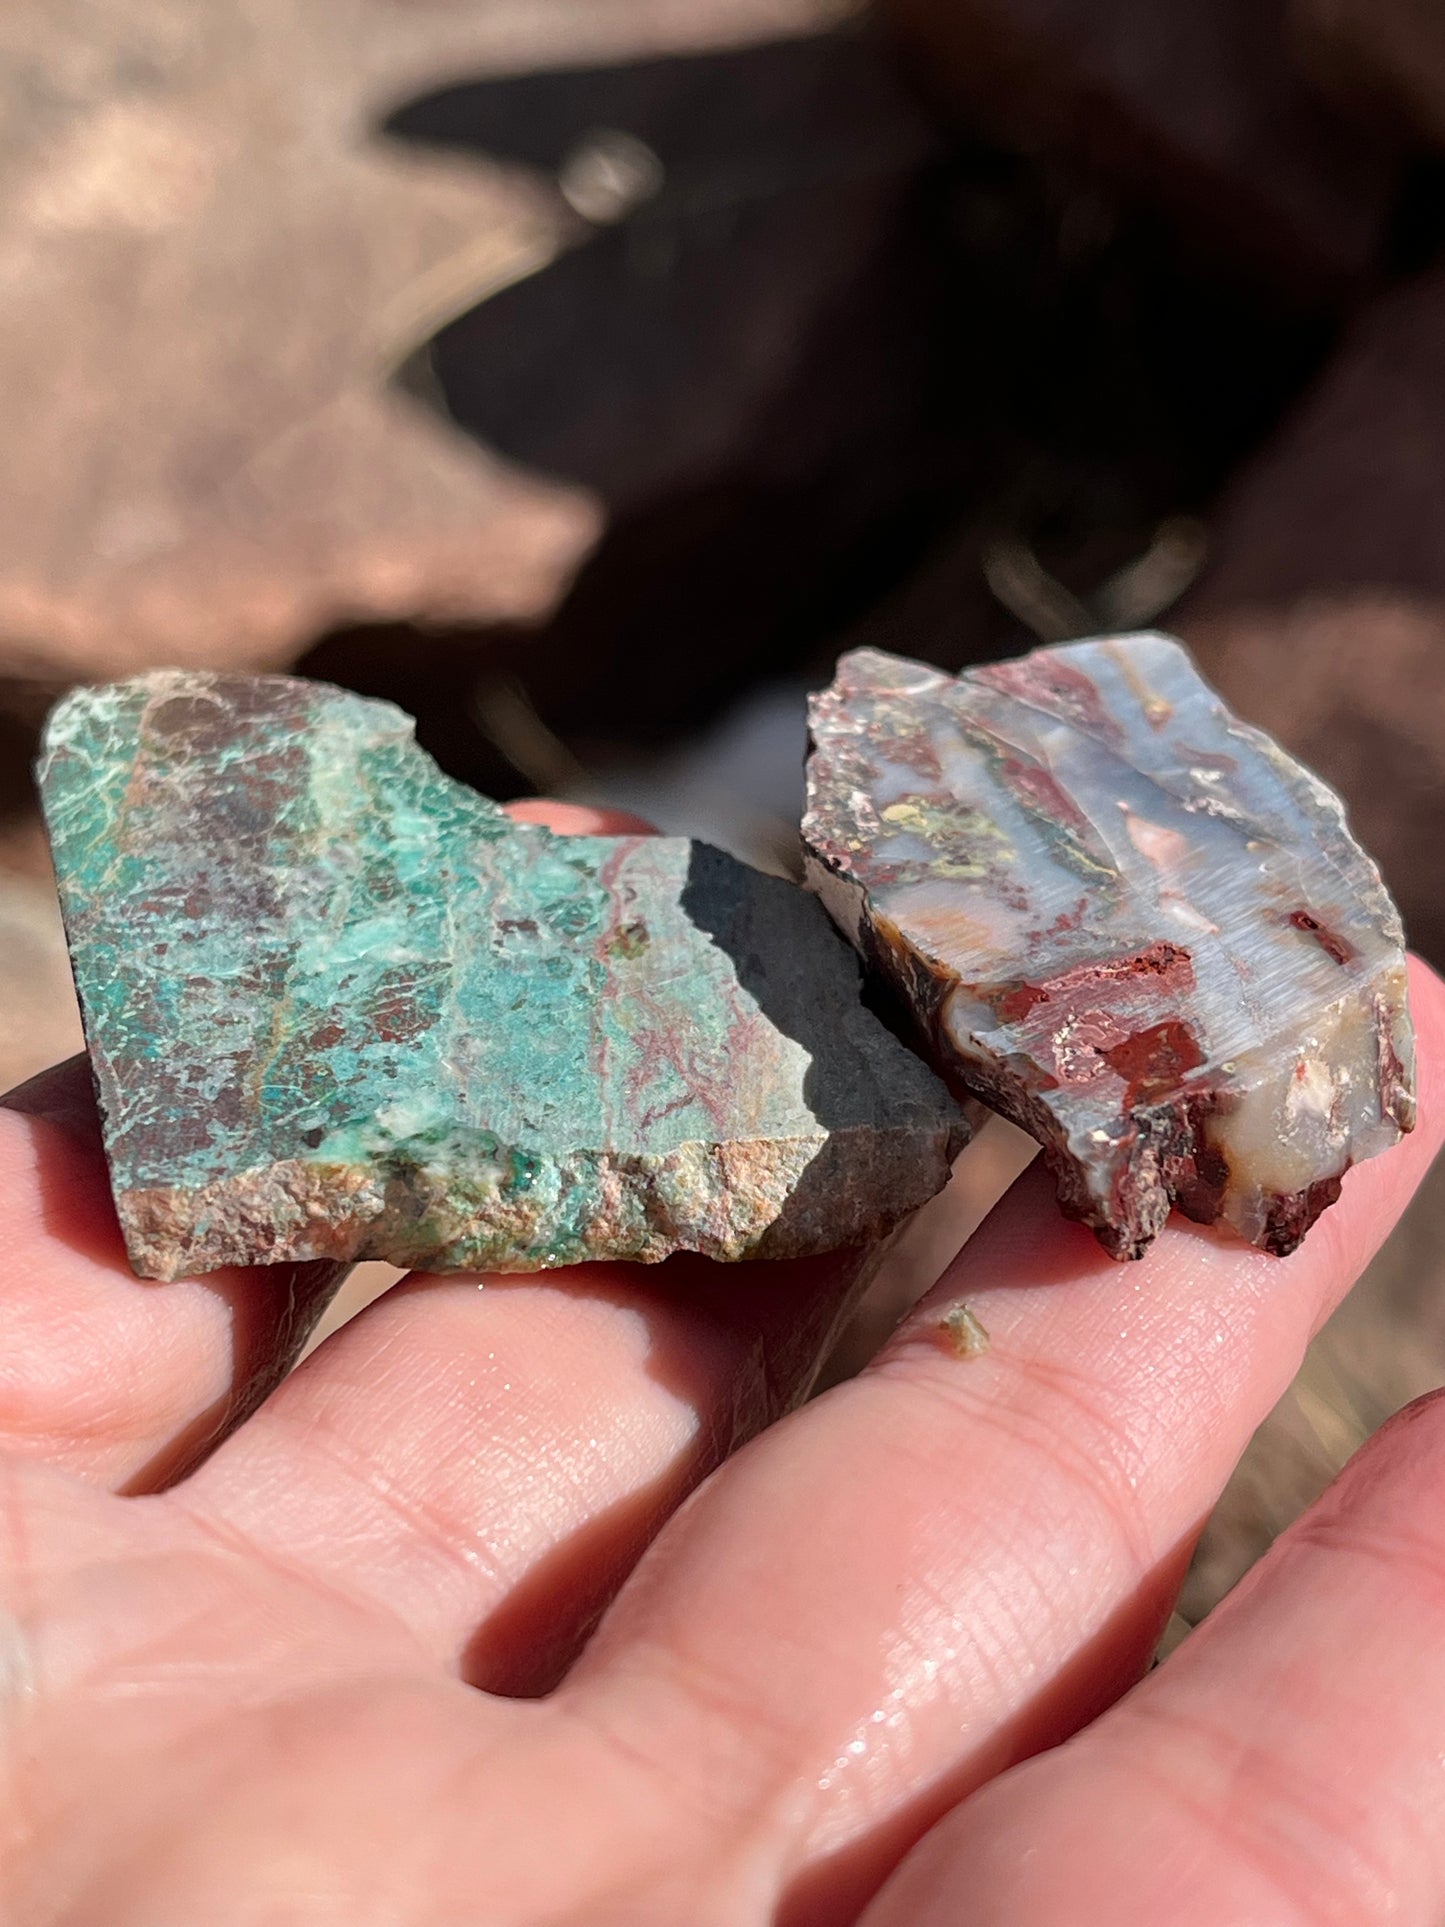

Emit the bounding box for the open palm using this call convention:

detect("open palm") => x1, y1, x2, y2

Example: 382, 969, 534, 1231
4, 803, 1444, 1927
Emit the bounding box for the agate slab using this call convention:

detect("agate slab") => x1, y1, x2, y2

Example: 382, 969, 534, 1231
803, 635, 1415, 1259
41, 672, 969, 1281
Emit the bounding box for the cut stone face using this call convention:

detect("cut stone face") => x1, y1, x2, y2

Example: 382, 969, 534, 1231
40, 672, 969, 1282
803, 635, 1415, 1260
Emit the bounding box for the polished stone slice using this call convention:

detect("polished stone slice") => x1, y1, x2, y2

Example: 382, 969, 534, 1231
41, 673, 969, 1282
803, 635, 1415, 1259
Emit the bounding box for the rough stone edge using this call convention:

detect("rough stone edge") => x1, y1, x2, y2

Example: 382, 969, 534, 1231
115, 1120, 971, 1281
800, 656, 1418, 1264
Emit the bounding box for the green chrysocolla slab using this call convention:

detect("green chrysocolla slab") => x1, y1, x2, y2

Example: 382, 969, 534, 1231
39, 673, 969, 1281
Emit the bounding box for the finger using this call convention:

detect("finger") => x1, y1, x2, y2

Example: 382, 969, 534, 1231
0, 1056, 348, 1492
867, 1384, 1445, 1927
503, 800, 656, 837
181, 1244, 880, 1692
562, 959, 1445, 1924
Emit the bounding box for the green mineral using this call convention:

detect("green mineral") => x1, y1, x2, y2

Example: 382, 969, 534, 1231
39, 673, 968, 1281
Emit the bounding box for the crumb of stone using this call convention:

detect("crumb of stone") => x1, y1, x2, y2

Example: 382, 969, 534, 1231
939, 1303, 990, 1358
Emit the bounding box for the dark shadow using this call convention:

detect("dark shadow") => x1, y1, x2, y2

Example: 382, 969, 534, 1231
458, 1243, 875, 1697
0, 708, 38, 824
451, 1185, 1209, 1921
675, 841, 971, 1256
477, 1506, 1201, 1923
299, 28, 1341, 799
117, 1253, 350, 1494
304, 27, 959, 792
384, 33, 930, 187
0, 675, 65, 828
1386, 155, 1445, 279
465, 1461, 689, 1699
383, 34, 939, 507
1, 1054, 119, 1260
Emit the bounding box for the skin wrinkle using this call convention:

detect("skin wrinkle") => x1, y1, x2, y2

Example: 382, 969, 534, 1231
1110, 1759, 1328, 1927
555, 1674, 788, 1852
888, 1184, 1392, 1540
793, 1455, 1174, 1878
202, 1398, 512, 1604
900, 1563, 1024, 1713
200, 1244, 827, 1628
874, 1716, 1355, 1927
60, 1546, 315, 1696
1052, 1270, 1283, 1483
503, 1301, 700, 1478
1148, 1290, 1268, 1422
158, 1493, 431, 1671
903, 1330, 1160, 1506
1140, 1703, 1402, 1880
784, 1026, 1443, 1899
1121, 1709, 1408, 1925
593, 1341, 1117, 1880
1281, 1511, 1445, 1611
857, 1410, 1096, 1710
52, 1687, 449, 1927
587, 1614, 844, 1822
876, 1359, 1161, 1586
0, 1330, 157, 1448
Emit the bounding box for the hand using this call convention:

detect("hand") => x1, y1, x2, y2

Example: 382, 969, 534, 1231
2, 799, 1442, 1927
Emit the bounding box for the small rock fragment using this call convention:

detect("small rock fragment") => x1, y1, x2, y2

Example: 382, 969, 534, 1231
803, 635, 1415, 1260
939, 1302, 990, 1358
40, 673, 970, 1282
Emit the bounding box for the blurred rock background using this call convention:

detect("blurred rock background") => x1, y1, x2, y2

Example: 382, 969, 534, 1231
2, 0, 1443, 1632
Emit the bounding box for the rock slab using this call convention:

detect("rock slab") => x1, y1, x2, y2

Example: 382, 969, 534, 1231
41, 672, 968, 1281
803, 635, 1415, 1259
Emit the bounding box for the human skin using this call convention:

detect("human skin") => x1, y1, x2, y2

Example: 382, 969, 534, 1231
1, 797, 1443, 1926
